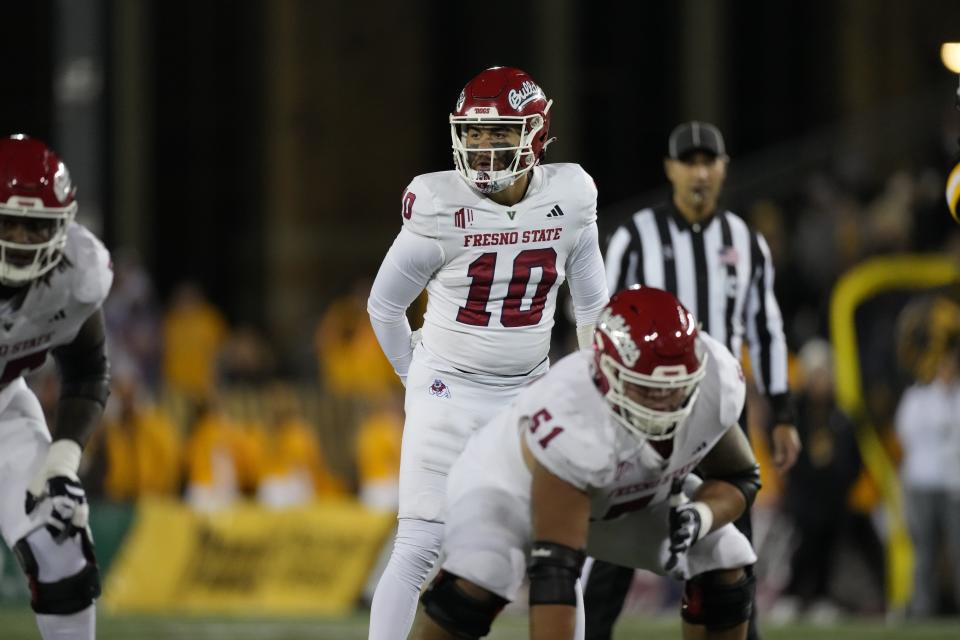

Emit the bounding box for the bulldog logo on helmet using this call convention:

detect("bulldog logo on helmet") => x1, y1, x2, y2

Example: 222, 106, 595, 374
598, 308, 640, 366
53, 163, 73, 204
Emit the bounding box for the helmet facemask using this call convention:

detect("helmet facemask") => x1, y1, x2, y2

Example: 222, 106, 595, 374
0, 197, 76, 286
450, 105, 551, 194
597, 338, 708, 442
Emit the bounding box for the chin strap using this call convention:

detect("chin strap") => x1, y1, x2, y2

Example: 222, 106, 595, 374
541, 136, 557, 156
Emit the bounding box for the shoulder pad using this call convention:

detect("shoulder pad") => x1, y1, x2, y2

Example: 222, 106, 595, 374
551, 163, 597, 227
701, 334, 746, 428
522, 356, 614, 489
400, 175, 439, 239
64, 224, 113, 306
524, 410, 613, 491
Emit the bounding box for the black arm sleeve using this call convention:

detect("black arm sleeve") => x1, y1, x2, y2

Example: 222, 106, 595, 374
697, 424, 762, 508
51, 309, 110, 447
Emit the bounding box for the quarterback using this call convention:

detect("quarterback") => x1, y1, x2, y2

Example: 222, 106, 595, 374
0, 135, 112, 639
411, 288, 760, 640
366, 66, 608, 639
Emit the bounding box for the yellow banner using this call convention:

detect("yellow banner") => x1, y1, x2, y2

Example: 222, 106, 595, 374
103, 498, 395, 614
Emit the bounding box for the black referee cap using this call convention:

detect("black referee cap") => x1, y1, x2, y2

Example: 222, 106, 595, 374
667, 121, 726, 160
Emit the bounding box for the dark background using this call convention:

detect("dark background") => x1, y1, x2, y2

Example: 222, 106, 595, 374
1, 0, 958, 362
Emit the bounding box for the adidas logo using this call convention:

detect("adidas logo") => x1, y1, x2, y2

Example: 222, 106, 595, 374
546, 204, 565, 218
48, 309, 66, 323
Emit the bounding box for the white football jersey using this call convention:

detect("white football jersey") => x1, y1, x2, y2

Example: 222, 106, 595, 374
456, 332, 745, 520
401, 164, 598, 376
0, 223, 112, 400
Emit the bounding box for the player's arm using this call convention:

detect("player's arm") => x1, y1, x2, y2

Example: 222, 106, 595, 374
565, 221, 608, 351
51, 308, 111, 446
691, 425, 761, 534
564, 169, 608, 351
26, 308, 110, 542
526, 441, 590, 640
367, 228, 444, 384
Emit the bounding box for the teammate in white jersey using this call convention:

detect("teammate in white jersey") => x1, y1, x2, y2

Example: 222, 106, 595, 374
410, 288, 761, 640
0, 135, 112, 640
366, 66, 608, 639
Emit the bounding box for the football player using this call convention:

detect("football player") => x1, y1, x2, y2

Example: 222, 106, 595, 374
366, 66, 609, 639
409, 288, 760, 640
0, 135, 111, 640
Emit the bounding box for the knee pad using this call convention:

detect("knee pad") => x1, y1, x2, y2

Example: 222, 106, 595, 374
13, 530, 101, 615
681, 568, 755, 631
421, 570, 508, 639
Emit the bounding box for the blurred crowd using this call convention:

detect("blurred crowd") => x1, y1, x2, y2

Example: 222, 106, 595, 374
735, 115, 960, 621
18, 113, 960, 621
27, 259, 406, 519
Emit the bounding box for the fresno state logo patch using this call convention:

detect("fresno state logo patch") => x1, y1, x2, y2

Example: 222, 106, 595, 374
429, 378, 451, 398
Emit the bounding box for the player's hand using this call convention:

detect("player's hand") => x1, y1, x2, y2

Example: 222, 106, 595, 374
663, 503, 702, 578
25, 440, 90, 543
771, 423, 801, 473
410, 328, 423, 350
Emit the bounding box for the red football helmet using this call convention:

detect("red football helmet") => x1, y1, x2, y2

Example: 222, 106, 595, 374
450, 66, 554, 194
594, 287, 708, 441
0, 135, 77, 285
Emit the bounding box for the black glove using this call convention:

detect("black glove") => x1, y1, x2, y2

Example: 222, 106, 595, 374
664, 505, 702, 574
662, 479, 713, 579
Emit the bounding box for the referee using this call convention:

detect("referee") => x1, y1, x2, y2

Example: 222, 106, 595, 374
585, 122, 801, 640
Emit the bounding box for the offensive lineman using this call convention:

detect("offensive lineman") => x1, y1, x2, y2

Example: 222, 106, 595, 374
0, 135, 112, 639
366, 66, 609, 639
411, 287, 760, 640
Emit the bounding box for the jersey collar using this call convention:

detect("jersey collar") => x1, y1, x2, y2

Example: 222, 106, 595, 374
668, 200, 720, 233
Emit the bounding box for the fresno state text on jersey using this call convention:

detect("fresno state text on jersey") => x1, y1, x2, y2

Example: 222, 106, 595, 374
401, 163, 598, 376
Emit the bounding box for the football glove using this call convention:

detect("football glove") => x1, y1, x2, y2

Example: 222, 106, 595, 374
25, 440, 90, 543
662, 479, 713, 580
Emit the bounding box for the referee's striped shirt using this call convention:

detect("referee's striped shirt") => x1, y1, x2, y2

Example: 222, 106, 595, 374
605, 202, 792, 420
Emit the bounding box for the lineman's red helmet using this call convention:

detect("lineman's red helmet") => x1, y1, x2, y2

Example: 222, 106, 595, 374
0, 135, 77, 285
594, 287, 708, 440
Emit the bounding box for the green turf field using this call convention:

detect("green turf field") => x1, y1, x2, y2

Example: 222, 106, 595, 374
0, 611, 957, 639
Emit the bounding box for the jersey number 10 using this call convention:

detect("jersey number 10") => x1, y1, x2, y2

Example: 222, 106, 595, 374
456, 248, 558, 328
